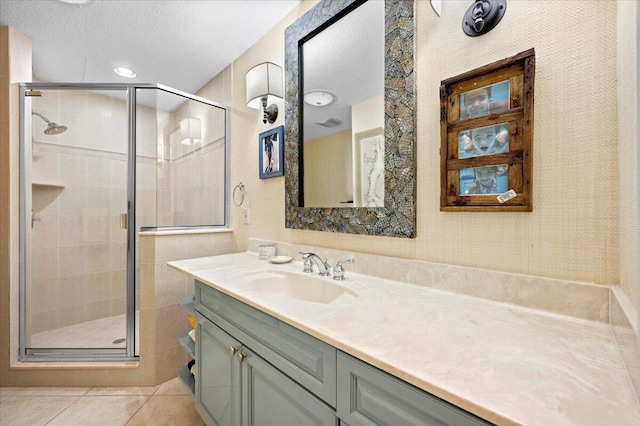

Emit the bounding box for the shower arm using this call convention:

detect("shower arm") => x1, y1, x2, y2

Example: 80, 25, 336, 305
31, 111, 52, 124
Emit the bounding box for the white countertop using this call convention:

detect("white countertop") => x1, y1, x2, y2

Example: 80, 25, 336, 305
168, 253, 640, 426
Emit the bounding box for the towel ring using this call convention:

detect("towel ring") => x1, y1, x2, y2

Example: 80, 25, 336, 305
233, 182, 246, 207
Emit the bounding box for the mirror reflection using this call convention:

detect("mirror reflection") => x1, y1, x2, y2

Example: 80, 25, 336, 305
302, 0, 384, 208
285, 0, 416, 238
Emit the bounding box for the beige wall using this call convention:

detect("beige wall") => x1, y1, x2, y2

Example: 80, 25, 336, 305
304, 129, 352, 207
230, 0, 625, 290
618, 0, 639, 313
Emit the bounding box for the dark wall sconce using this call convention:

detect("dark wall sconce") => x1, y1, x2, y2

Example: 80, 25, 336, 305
462, 0, 506, 37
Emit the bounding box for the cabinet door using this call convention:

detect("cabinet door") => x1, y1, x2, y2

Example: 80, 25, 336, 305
337, 353, 491, 426
242, 347, 338, 426
196, 312, 241, 426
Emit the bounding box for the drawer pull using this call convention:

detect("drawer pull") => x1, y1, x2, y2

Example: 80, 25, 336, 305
236, 352, 246, 363
229, 346, 238, 356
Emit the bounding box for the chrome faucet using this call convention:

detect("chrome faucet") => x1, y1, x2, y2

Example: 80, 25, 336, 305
332, 258, 354, 280
299, 251, 331, 276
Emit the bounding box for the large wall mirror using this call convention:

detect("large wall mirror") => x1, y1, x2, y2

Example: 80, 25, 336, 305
284, 0, 416, 237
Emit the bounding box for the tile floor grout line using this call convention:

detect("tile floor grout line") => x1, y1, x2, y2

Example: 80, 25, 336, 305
124, 395, 152, 426
43, 395, 83, 426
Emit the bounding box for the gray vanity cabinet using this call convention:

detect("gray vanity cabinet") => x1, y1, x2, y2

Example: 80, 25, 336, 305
196, 311, 336, 426
336, 353, 492, 426
195, 311, 241, 426
195, 281, 338, 426
242, 346, 337, 425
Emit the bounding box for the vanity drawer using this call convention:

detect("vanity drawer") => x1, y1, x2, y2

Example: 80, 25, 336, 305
337, 352, 492, 426
196, 281, 337, 407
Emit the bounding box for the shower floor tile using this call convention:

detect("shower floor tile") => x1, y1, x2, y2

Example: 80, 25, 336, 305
29, 313, 139, 350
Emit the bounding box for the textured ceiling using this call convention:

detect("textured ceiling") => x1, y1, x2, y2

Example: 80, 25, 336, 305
0, 0, 301, 105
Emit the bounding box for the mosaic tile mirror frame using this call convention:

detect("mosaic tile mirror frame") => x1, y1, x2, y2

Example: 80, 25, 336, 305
284, 0, 416, 238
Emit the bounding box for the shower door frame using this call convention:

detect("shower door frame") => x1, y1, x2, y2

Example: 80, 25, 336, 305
18, 82, 229, 361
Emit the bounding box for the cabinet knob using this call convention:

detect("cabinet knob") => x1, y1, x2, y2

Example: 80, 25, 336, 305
236, 352, 246, 363
228, 346, 238, 356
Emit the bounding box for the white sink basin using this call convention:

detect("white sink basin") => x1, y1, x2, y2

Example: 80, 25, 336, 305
244, 270, 356, 304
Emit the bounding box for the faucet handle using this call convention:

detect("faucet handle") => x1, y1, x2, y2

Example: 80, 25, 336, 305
332, 258, 354, 280
299, 251, 314, 273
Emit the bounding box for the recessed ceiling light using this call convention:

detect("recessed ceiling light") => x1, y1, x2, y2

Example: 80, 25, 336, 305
304, 91, 336, 107
57, 0, 96, 6
114, 67, 137, 78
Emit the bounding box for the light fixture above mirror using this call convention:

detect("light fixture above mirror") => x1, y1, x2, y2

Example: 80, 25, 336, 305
246, 62, 283, 124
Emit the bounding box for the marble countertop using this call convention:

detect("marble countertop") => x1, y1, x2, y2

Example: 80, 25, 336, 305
168, 253, 640, 426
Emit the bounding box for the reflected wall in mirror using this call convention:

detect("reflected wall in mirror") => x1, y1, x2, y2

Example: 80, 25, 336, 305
285, 0, 416, 237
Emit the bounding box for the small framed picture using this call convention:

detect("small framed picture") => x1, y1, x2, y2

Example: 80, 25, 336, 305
353, 128, 385, 207
259, 125, 285, 179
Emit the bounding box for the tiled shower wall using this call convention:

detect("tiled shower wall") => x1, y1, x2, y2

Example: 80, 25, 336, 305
157, 96, 227, 227
31, 144, 129, 334
28, 91, 158, 336
168, 139, 226, 226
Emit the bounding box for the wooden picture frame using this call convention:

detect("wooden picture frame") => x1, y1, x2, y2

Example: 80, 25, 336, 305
259, 125, 285, 179
440, 49, 535, 211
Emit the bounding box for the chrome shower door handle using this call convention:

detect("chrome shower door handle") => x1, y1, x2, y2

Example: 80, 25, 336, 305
31, 209, 41, 229
120, 213, 128, 229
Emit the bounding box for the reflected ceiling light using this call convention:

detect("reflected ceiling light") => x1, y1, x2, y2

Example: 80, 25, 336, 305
113, 67, 137, 78
246, 62, 283, 124
304, 91, 336, 107
180, 117, 201, 146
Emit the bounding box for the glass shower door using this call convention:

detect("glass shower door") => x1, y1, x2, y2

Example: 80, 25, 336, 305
22, 86, 134, 358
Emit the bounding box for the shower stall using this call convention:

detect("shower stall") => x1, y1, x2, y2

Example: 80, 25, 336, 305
19, 83, 228, 361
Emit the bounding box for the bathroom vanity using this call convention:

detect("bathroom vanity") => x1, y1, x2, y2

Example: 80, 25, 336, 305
169, 252, 640, 426
193, 278, 488, 426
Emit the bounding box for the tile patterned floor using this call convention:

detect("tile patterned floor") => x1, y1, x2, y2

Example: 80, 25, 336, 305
0, 377, 204, 426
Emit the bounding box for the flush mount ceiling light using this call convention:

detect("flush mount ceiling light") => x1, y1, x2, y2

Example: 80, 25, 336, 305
462, 0, 507, 37
113, 67, 137, 78
246, 62, 283, 124
304, 91, 336, 107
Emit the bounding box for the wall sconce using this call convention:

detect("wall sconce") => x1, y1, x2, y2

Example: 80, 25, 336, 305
430, 0, 442, 17
180, 117, 201, 146
462, 0, 506, 37
246, 62, 283, 124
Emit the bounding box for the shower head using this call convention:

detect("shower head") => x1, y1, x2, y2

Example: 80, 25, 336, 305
32, 111, 68, 135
